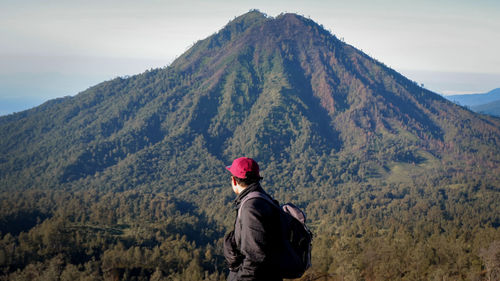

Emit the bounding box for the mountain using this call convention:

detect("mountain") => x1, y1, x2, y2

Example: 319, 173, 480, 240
446, 88, 500, 107
446, 88, 500, 117
472, 99, 500, 117
1, 10, 499, 280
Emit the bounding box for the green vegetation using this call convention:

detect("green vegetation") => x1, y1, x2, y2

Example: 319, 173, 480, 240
1, 10, 499, 280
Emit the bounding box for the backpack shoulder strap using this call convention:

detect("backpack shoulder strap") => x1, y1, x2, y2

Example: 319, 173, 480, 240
238, 191, 279, 219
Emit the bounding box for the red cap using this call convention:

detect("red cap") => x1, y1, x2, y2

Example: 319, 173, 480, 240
226, 157, 260, 179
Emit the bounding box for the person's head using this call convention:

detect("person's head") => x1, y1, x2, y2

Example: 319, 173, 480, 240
226, 157, 262, 194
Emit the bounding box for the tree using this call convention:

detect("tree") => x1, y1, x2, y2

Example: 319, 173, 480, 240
479, 240, 500, 281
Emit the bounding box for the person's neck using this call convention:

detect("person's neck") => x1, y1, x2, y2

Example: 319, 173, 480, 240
236, 182, 261, 201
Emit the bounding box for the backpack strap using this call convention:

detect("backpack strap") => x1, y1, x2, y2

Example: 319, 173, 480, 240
237, 191, 279, 220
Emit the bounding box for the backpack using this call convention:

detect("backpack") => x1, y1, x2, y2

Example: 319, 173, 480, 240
239, 192, 313, 279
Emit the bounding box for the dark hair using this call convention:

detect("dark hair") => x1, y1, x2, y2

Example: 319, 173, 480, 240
233, 172, 262, 187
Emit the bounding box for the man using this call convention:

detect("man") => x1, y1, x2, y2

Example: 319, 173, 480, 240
224, 157, 282, 281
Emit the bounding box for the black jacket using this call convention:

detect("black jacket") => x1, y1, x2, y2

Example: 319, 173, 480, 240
224, 183, 282, 281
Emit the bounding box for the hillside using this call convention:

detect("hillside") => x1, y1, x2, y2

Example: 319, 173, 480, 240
1, 10, 499, 280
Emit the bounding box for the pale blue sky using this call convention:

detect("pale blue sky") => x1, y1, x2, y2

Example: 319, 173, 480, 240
1, 0, 499, 115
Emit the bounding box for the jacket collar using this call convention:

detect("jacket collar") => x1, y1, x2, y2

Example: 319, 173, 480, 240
234, 182, 263, 208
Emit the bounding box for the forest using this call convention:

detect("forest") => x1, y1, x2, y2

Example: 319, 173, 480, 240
1, 172, 499, 280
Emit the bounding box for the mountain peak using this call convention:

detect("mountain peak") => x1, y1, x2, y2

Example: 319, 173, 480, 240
1, 10, 500, 191
276, 12, 307, 22
233, 9, 268, 21
223, 9, 269, 32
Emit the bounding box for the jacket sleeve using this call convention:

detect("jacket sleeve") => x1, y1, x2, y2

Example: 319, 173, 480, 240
224, 230, 244, 271
237, 198, 277, 280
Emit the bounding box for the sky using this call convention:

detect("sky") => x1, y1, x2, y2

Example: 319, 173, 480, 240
1, 0, 499, 116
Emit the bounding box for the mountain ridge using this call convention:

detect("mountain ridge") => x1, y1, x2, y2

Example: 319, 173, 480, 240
446, 87, 500, 106
445, 87, 500, 117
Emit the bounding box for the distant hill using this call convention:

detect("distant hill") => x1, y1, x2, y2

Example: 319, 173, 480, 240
472, 99, 500, 116
446, 88, 500, 107
1, 10, 499, 280
445, 88, 500, 117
